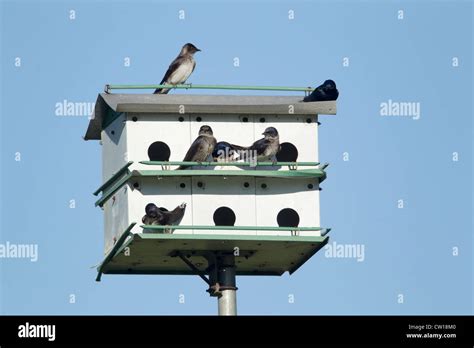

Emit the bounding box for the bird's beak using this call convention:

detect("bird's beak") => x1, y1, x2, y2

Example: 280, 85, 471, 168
196, 48, 202, 52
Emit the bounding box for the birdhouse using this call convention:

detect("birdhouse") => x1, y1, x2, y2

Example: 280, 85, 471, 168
85, 92, 336, 289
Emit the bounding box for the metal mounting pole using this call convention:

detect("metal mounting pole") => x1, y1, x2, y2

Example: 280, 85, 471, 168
217, 259, 237, 316
218, 287, 237, 316
173, 251, 239, 315
206, 253, 238, 316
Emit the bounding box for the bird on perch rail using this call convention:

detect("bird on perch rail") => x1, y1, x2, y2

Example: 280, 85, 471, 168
177, 125, 217, 170
231, 127, 280, 164
142, 203, 187, 233
154, 43, 201, 94
212, 142, 240, 162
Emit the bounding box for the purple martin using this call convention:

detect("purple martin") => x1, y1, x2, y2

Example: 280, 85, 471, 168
212, 141, 240, 162
178, 125, 217, 170
303, 80, 339, 102
154, 43, 201, 94
233, 127, 280, 164
142, 202, 187, 233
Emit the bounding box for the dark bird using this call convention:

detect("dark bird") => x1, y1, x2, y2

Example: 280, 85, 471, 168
142, 203, 163, 226
154, 43, 201, 94
303, 80, 339, 102
142, 202, 187, 233
212, 141, 240, 162
178, 125, 217, 170
233, 127, 280, 164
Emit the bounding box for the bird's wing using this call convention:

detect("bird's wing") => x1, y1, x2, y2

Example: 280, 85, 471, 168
229, 143, 247, 151
182, 136, 207, 162
250, 138, 270, 156
158, 213, 169, 225
160, 56, 183, 84
191, 59, 196, 73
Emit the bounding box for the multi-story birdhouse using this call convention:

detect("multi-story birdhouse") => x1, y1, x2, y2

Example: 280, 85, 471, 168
85, 92, 336, 282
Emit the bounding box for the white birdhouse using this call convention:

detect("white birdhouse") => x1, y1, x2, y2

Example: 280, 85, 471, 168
85, 93, 336, 280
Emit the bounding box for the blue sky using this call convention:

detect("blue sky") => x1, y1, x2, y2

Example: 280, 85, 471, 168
0, 0, 472, 314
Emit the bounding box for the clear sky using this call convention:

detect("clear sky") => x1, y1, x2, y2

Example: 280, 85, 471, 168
0, 0, 472, 315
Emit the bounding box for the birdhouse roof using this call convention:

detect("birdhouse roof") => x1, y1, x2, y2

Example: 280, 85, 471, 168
84, 93, 336, 140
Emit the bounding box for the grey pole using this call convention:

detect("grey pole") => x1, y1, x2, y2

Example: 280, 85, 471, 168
218, 289, 237, 316
207, 253, 238, 316
216, 255, 237, 316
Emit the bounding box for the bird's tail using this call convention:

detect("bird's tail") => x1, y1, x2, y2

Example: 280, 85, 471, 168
154, 79, 170, 94
154, 88, 170, 94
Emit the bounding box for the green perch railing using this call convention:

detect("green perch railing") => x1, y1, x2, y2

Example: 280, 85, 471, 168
139, 161, 321, 167
105, 84, 315, 94
93, 161, 328, 207
141, 225, 331, 236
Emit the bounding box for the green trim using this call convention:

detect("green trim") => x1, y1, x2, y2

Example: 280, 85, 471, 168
102, 109, 123, 130
320, 163, 329, 171
96, 222, 136, 282
139, 161, 320, 167
134, 168, 325, 179
94, 165, 327, 207
102, 269, 283, 276
138, 232, 326, 242
106, 84, 315, 93
95, 172, 133, 207
93, 161, 134, 196
321, 228, 331, 236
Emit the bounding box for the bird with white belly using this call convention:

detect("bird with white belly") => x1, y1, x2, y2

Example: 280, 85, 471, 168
154, 43, 201, 94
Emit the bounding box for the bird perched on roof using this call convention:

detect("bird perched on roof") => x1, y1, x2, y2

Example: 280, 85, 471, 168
303, 80, 339, 102
232, 127, 280, 164
142, 202, 187, 233
154, 43, 201, 94
177, 125, 217, 170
